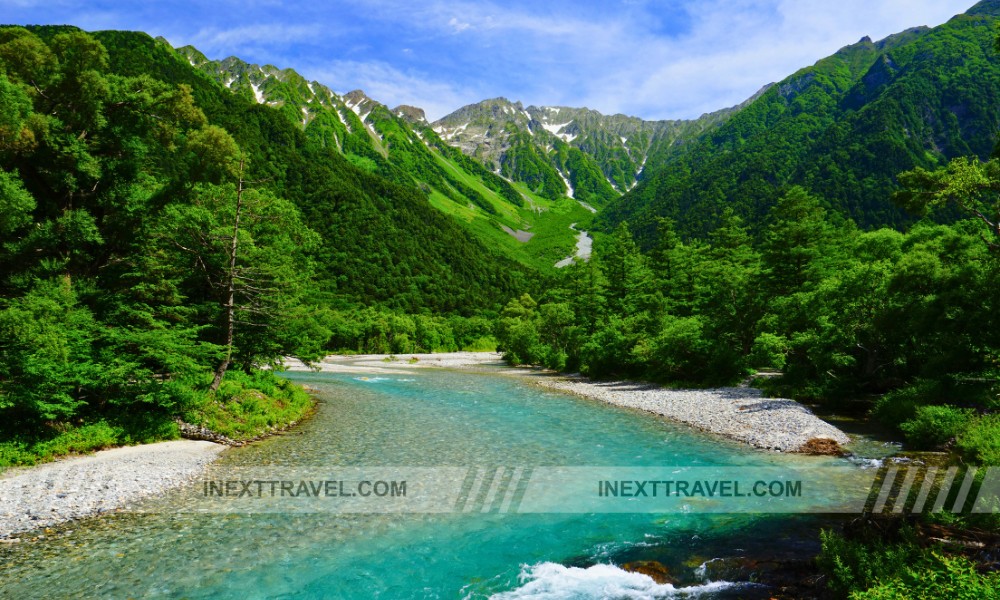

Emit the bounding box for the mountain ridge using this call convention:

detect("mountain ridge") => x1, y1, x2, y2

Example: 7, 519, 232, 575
596, 2, 1000, 242
145, 0, 1000, 254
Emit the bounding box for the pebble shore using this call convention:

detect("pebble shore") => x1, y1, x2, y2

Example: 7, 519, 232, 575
0, 440, 224, 539
537, 377, 850, 453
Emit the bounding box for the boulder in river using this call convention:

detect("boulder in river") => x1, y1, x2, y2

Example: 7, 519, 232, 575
621, 560, 678, 585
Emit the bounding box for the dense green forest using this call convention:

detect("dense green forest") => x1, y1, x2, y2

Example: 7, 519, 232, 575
0, 26, 532, 465
496, 180, 1000, 596
498, 188, 1000, 461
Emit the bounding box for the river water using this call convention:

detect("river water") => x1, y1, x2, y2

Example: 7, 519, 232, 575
0, 366, 868, 598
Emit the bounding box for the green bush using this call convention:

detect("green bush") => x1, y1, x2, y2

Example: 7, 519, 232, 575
871, 381, 939, 428
956, 414, 1000, 465
749, 332, 788, 370
0, 418, 179, 468
899, 405, 974, 449
32, 421, 122, 456
818, 529, 921, 597
643, 316, 711, 383
853, 552, 1000, 599
818, 529, 1000, 599
580, 316, 638, 378
182, 370, 314, 441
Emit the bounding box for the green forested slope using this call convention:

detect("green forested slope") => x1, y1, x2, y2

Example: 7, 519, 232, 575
175, 52, 591, 272
0, 26, 532, 464
92, 30, 531, 312
598, 2, 1000, 243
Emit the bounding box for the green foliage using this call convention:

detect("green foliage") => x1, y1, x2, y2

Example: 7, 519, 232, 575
599, 8, 1000, 243
900, 405, 975, 448
956, 414, 1000, 465
749, 333, 788, 370
640, 315, 712, 383
818, 528, 922, 598
0, 417, 180, 468
872, 381, 940, 427
154, 181, 325, 370
0, 277, 97, 421
322, 306, 495, 354
181, 370, 314, 441
495, 294, 545, 366
818, 528, 1000, 599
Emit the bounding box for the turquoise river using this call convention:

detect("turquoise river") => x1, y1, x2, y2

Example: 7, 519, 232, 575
0, 365, 873, 598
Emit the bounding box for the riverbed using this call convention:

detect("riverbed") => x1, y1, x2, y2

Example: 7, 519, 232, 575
0, 359, 868, 598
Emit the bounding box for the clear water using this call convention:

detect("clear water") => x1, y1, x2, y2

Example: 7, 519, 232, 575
0, 367, 860, 599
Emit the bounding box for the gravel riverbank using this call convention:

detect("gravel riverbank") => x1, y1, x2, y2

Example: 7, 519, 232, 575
284, 352, 506, 373
537, 377, 850, 453
0, 440, 224, 539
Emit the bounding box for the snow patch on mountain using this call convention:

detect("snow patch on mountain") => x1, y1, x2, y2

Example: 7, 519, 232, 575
542, 122, 572, 135
557, 169, 574, 199
335, 108, 350, 131
250, 81, 265, 104
439, 122, 470, 140
630, 153, 649, 190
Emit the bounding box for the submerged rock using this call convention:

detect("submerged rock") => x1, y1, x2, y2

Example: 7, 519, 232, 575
621, 560, 678, 585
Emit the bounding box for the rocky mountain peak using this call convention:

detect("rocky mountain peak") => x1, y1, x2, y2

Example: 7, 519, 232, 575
392, 105, 427, 123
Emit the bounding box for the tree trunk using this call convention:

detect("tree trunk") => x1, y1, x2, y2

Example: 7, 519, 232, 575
210, 158, 245, 393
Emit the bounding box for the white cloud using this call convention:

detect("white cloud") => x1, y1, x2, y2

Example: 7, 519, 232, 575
186, 24, 326, 54
620, 0, 975, 118
4, 0, 978, 121
448, 17, 472, 33
304, 60, 483, 121
325, 0, 974, 119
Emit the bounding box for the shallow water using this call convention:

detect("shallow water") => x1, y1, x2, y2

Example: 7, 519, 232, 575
0, 366, 865, 599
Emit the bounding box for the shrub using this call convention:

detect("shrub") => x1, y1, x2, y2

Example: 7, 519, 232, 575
956, 414, 1000, 465
749, 332, 788, 370
818, 529, 920, 597
818, 529, 1000, 599
641, 315, 711, 383
853, 552, 1000, 599
0, 419, 173, 468
899, 405, 974, 449
182, 370, 314, 441
871, 381, 938, 428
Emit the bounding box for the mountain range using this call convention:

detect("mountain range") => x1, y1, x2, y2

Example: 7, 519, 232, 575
6, 0, 999, 294
162, 0, 1000, 256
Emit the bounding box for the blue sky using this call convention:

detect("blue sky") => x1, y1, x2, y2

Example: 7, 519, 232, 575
4, 0, 977, 121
